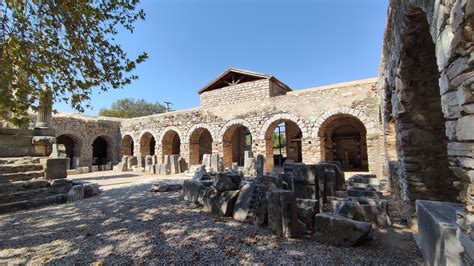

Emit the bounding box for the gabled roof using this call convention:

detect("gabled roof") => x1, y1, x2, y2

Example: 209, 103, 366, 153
198, 68, 292, 94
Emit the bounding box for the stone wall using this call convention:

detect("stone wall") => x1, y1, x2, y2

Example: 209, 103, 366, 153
380, 0, 473, 262
29, 113, 123, 168
120, 77, 384, 179
200, 79, 287, 107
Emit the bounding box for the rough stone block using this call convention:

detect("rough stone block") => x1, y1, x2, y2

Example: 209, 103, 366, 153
335, 200, 367, 221
268, 189, 298, 238
170, 155, 180, 174
233, 182, 268, 226
202, 187, 221, 214
67, 185, 85, 202
456, 115, 474, 141
182, 180, 205, 204
178, 156, 188, 172
210, 154, 220, 172
40, 158, 68, 179
127, 156, 138, 170
256, 154, 265, 178
416, 200, 464, 266
91, 165, 99, 172
84, 183, 100, 197
81, 166, 90, 173
214, 172, 240, 191
202, 154, 211, 168
314, 213, 372, 247
219, 190, 239, 216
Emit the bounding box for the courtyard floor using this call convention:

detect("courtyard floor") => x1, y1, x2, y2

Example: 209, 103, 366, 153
0, 171, 424, 264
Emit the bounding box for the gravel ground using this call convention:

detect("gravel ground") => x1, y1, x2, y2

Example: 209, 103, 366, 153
0, 171, 424, 265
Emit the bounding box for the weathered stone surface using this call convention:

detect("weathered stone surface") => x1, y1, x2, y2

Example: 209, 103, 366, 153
202, 187, 221, 214
152, 183, 182, 192
214, 172, 241, 191
182, 180, 204, 204
335, 200, 367, 221
210, 154, 220, 173
456, 115, 474, 141
255, 154, 265, 178
84, 183, 100, 197
127, 156, 138, 170
67, 185, 85, 202
268, 189, 298, 238
219, 190, 239, 216
314, 213, 372, 247
40, 158, 68, 179
233, 182, 268, 226
416, 200, 464, 266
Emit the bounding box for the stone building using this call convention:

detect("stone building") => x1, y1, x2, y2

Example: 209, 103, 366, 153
380, 0, 473, 263
45, 68, 384, 180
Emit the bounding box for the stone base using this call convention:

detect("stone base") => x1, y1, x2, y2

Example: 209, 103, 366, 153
415, 200, 464, 266
40, 158, 68, 179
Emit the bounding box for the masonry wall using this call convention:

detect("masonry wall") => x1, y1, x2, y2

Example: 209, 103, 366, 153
380, 0, 473, 262
120, 78, 384, 179
200, 79, 287, 107
31, 114, 123, 167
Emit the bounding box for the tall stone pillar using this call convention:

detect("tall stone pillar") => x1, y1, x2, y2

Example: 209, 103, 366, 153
35, 89, 52, 129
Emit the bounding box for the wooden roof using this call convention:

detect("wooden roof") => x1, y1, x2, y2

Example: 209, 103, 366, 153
198, 68, 291, 94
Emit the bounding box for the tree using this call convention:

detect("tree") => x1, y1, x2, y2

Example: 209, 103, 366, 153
272, 132, 286, 150
99, 98, 167, 118
0, 0, 148, 126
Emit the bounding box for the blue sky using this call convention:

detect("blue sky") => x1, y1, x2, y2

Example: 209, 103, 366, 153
55, 0, 389, 115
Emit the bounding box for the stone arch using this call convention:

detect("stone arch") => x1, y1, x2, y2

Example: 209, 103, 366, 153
160, 128, 182, 160
139, 131, 156, 156
121, 134, 134, 156
314, 108, 376, 138
219, 119, 256, 141
221, 121, 253, 168
92, 135, 112, 165
188, 127, 214, 165
56, 134, 82, 169
317, 114, 369, 171
185, 124, 217, 143
158, 126, 184, 145
258, 113, 308, 140
259, 114, 307, 171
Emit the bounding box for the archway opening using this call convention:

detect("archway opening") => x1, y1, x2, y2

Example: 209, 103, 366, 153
162, 130, 181, 161
92, 136, 108, 165
318, 115, 368, 171
57, 134, 80, 168
264, 120, 302, 171
223, 125, 252, 168
140, 132, 155, 156
393, 9, 457, 211
189, 128, 213, 165
122, 135, 134, 156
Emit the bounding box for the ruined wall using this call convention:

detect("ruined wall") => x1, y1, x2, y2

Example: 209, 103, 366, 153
380, 0, 473, 261
42, 114, 122, 167
120, 78, 384, 179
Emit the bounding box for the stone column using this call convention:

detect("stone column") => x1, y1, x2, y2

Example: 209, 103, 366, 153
35, 89, 52, 129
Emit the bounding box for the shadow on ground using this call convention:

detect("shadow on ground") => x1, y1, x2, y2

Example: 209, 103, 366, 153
0, 174, 423, 264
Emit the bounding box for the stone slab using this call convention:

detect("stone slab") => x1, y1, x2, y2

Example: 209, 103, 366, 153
415, 200, 464, 266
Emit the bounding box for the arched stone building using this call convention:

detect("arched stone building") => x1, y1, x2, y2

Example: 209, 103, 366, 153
46, 68, 384, 180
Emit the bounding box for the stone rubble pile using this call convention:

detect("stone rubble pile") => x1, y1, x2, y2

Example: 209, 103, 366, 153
182, 162, 392, 247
